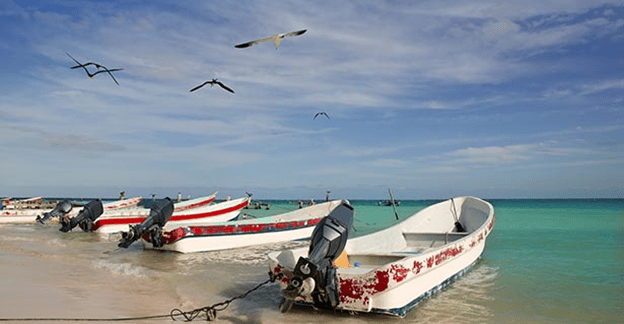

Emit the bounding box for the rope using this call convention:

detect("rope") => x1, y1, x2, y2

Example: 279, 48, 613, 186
169, 272, 281, 322
0, 314, 171, 322
0, 273, 281, 323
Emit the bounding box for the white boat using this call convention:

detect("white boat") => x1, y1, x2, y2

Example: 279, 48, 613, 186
268, 196, 495, 317
0, 197, 143, 224
92, 196, 251, 234
143, 199, 349, 253
1, 196, 45, 209
170, 193, 217, 211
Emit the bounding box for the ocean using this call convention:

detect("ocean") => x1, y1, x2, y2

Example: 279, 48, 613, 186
0, 199, 622, 323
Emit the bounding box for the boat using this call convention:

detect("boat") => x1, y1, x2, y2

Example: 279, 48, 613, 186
1, 196, 45, 209
92, 196, 251, 234
169, 193, 217, 211
268, 196, 495, 317
244, 201, 271, 210
378, 188, 401, 206
377, 199, 401, 206
142, 199, 349, 253
0, 197, 142, 224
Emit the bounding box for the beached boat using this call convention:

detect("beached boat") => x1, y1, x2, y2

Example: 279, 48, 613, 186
92, 196, 251, 234
0, 197, 142, 224
268, 196, 495, 317
143, 199, 349, 253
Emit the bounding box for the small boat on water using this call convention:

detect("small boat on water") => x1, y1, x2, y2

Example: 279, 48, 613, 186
92, 196, 251, 234
268, 196, 495, 317
142, 199, 349, 253
0, 197, 142, 224
377, 199, 401, 206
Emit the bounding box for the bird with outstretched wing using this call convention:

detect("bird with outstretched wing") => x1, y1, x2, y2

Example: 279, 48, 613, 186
235, 29, 307, 49
190, 78, 235, 93
314, 112, 330, 120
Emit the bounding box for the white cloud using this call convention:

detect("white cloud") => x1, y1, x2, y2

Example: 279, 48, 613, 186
579, 79, 624, 96
444, 144, 535, 164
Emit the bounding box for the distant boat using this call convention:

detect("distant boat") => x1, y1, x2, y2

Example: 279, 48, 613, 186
0, 197, 142, 224
143, 199, 349, 253
268, 196, 495, 317
378, 199, 401, 206
244, 201, 271, 210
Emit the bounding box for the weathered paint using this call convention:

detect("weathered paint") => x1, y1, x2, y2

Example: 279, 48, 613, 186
164, 216, 324, 244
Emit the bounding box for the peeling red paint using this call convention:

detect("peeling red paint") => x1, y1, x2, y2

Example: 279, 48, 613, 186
427, 257, 434, 268
161, 216, 325, 243
390, 264, 410, 282
488, 214, 495, 231
413, 261, 423, 275
434, 246, 463, 266
339, 278, 365, 303
365, 270, 390, 292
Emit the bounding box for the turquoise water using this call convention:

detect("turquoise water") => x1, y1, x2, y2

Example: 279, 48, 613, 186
0, 198, 622, 323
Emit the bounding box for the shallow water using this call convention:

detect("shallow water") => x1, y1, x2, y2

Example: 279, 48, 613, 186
0, 199, 622, 323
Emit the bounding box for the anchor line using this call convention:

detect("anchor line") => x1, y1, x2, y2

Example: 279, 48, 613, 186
0, 273, 281, 323
170, 272, 282, 322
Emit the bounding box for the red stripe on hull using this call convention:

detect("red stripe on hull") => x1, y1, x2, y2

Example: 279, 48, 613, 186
92, 199, 248, 231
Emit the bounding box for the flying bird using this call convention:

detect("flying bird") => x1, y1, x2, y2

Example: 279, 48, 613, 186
313, 112, 330, 120
189, 78, 235, 94
235, 29, 307, 50
66, 52, 123, 85
72, 62, 123, 85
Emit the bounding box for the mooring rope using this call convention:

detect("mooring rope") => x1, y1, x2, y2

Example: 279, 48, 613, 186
0, 273, 281, 322
170, 273, 280, 322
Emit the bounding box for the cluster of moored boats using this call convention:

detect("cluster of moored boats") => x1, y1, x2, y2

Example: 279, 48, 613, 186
0, 193, 494, 318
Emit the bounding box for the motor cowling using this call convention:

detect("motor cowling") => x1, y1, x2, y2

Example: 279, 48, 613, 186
59, 199, 103, 232
279, 201, 354, 313
36, 201, 73, 224
118, 197, 174, 248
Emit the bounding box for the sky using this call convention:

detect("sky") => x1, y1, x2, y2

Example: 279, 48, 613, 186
1, 0, 623, 200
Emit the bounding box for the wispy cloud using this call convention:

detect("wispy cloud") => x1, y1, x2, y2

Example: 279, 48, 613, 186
579, 79, 624, 96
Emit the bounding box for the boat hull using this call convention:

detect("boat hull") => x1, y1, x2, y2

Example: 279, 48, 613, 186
268, 196, 495, 317
0, 197, 142, 224
143, 199, 349, 253
92, 197, 249, 234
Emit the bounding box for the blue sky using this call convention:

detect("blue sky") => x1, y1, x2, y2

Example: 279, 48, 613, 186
1, 0, 623, 200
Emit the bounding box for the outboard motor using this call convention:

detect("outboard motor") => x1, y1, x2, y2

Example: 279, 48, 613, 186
279, 201, 354, 313
118, 197, 174, 248
36, 201, 73, 224
59, 199, 103, 232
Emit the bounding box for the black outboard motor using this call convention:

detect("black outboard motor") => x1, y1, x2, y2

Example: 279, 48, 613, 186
279, 201, 354, 313
36, 201, 73, 224
118, 197, 174, 249
59, 199, 103, 232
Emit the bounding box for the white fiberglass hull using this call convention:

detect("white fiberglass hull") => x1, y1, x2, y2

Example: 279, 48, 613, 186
143, 199, 348, 253
268, 196, 495, 317
93, 197, 249, 234
0, 197, 142, 224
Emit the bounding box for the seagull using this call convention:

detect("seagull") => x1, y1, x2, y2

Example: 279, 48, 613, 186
190, 78, 235, 94
66, 52, 123, 85
313, 112, 330, 120
235, 29, 307, 50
